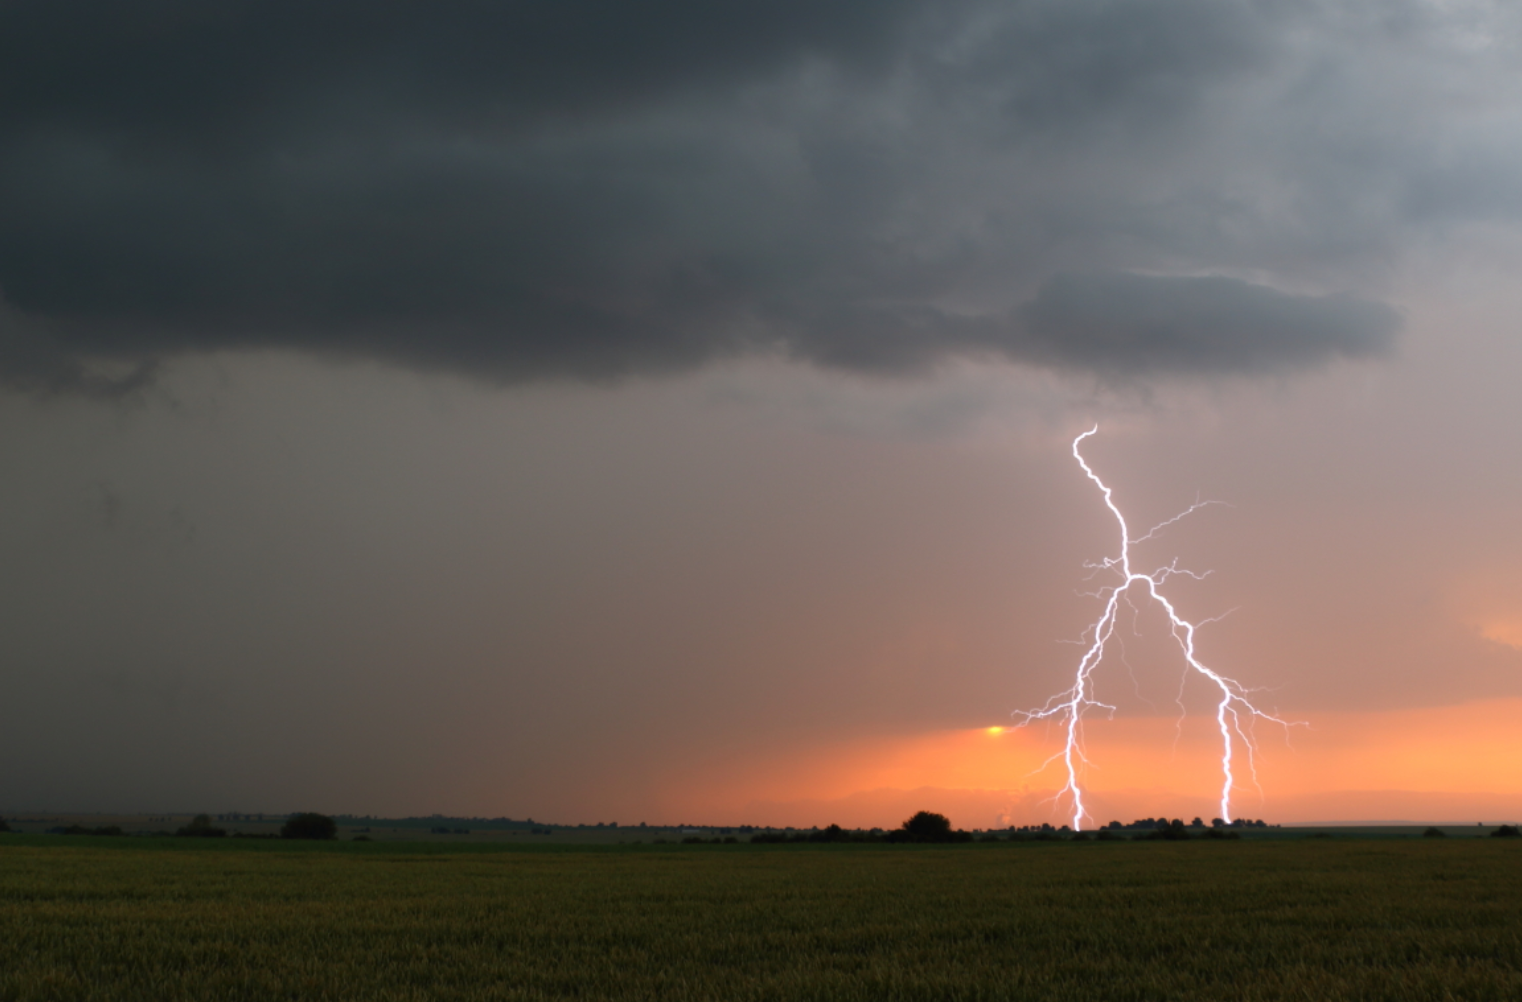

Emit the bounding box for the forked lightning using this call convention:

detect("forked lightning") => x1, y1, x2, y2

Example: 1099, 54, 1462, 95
1015, 426, 1292, 830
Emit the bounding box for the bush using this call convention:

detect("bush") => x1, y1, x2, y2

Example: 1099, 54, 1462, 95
1202, 827, 1240, 840
1492, 825, 1521, 838
281, 813, 337, 840
1422, 827, 1446, 838
0, 817, 10, 833
176, 814, 227, 838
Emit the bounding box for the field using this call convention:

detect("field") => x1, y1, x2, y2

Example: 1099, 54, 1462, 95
3, 837, 1521, 1001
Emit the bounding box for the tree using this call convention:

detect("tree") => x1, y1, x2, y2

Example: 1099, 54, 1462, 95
1190, 817, 1204, 828
281, 813, 337, 840
1211, 818, 1226, 828
1491, 825, 1520, 838
902, 811, 952, 840
1422, 826, 1446, 838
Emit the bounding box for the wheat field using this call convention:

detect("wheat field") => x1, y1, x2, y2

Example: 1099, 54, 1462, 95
2, 836, 1520, 1000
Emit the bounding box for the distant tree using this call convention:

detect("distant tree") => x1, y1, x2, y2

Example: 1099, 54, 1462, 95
1106, 820, 1123, 830
1422, 826, 1446, 838
176, 814, 227, 838
902, 811, 953, 840
281, 813, 337, 840
1190, 817, 1204, 828
1491, 825, 1520, 838
809, 824, 851, 843
1211, 818, 1226, 828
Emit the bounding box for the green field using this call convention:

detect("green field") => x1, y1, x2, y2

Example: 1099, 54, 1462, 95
3, 837, 1521, 1001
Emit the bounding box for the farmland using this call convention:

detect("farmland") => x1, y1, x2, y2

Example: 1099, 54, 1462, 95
2, 836, 1521, 1001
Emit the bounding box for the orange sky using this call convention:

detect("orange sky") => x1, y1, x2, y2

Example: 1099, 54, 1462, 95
642, 699, 1522, 829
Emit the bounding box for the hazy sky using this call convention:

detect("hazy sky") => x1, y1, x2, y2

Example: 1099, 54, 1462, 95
4, 0, 1522, 827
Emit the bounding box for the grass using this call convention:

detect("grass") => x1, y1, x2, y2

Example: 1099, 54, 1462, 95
3, 837, 1521, 1000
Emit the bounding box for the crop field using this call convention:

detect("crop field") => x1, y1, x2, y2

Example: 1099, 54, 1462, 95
3, 837, 1521, 1001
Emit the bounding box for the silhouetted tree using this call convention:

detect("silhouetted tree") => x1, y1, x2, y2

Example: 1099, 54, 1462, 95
281, 813, 337, 840
890, 811, 973, 843
808, 824, 850, 843
1190, 817, 1204, 828
902, 811, 952, 840
1211, 818, 1225, 828
1151, 819, 1190, 840
1491, 825, 1520, 838
1423, 826, 1446, 838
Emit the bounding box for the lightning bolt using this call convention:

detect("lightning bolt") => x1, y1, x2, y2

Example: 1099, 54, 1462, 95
1015, 426, 1293, 830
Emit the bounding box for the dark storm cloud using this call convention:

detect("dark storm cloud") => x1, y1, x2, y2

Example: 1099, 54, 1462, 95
6, 0, 1511, 391
1015, 273, 1401, 375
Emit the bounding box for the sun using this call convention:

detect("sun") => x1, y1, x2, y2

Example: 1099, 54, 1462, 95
986, 726, 1005, 736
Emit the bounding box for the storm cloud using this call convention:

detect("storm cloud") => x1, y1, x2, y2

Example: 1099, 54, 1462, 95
7, 0, 1518, 390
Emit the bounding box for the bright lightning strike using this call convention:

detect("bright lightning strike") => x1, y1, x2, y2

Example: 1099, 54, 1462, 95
1016, 426, 1293, 831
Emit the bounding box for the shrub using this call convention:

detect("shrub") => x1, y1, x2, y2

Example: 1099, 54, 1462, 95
281, 813, 337, 840
1202, 827, 1240, 840
1422, 827, 1446, 838
1492, 825, 1521, 838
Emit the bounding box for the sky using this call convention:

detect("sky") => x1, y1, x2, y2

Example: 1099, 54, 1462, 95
3, 0, 1522, 828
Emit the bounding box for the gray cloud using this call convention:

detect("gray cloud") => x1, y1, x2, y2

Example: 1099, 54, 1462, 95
1014, 272, 1401, 375
4, 0, 1513, 390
